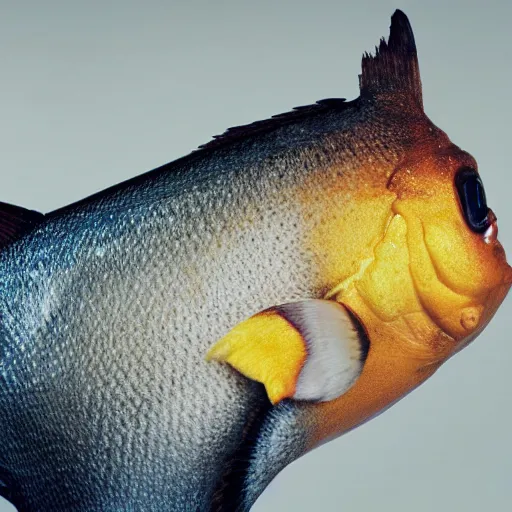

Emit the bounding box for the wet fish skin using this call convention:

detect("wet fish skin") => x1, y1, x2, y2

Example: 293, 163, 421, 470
0, 10, 509, 512
0, 98, 394, 511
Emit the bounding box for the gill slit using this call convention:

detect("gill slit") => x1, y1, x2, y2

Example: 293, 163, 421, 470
323, 210, 394, 304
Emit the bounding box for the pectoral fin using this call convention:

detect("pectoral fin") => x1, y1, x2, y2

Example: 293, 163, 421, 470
206, 300, 369, 405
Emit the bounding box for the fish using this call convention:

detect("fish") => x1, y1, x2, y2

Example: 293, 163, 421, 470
0, 8, 510, 512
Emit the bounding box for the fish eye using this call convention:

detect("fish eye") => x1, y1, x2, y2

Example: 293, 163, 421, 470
455, 167, 490, 233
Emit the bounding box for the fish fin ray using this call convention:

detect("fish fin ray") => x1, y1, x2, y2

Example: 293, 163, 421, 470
207, 299, 369, 404
0, 202, 44, 249
0, 468, 23, 511
0, 483, 14, 508
197, 98, 352, 151
359, 10, 422, 108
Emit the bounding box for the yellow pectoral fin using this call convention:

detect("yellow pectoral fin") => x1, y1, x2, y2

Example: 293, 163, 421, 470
207, 300, 368, 405
206, 311, 307, 404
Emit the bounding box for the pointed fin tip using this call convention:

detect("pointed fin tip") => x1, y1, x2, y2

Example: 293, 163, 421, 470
389, 9, 416, 53
359, 10, 423, 108
0, 202, 44, 250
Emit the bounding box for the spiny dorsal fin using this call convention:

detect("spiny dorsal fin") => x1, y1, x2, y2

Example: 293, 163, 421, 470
359, 10, 422, 108
198, 98, 351, 151
0, 202, 44, 249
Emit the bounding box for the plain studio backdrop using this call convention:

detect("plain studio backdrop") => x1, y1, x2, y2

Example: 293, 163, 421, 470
1, 1, 511, 510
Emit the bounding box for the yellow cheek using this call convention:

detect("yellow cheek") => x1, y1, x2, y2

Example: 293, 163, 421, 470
424, 218, 504, 297
355, 213, 422, 321
393, 202, 478, 339
331, 212, 455, 356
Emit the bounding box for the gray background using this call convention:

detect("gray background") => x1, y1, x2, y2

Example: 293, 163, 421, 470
1, 0, 511, 510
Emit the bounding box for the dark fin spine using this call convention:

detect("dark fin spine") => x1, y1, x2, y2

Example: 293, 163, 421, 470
359, 10, 422, 108
0, 202, 44, 249
210, 384, 272, 512
198, 98, 350, 151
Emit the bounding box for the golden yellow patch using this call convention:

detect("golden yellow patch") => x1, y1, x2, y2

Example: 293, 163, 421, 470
299, 172, 396, 293
355, 213, 422, 322
206, 311, 307, 404
302, 148, 512, 446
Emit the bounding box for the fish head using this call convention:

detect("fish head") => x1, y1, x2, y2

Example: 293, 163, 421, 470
327, 135, 511, 364
386, 142, 511, 355
316, 141, 511, 445
305, 10, 511, 447
328, 6, 512, 361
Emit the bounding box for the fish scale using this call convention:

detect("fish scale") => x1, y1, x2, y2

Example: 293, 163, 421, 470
1, 10, 511, 512
0, 128, 329, 508
0, 112, 359, 509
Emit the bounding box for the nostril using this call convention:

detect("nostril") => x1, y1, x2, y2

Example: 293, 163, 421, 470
460, 306, 481, 331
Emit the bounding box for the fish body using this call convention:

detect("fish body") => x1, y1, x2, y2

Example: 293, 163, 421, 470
0, 10, 510, 512
1, 99, 364, 512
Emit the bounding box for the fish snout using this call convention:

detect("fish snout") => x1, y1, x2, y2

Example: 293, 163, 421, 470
504, 262, 512, 285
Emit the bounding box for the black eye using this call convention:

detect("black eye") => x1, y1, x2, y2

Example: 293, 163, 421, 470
455, 167, 490, 233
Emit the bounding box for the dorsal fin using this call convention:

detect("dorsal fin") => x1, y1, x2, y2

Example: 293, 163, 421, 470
359, 10, 422, 108
0, 202, 44, 249
198, 98, 352, 151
